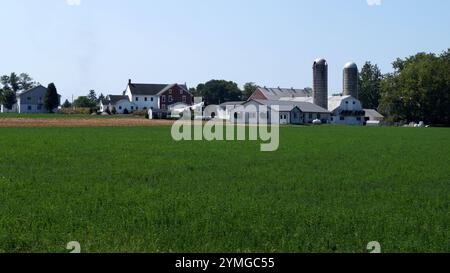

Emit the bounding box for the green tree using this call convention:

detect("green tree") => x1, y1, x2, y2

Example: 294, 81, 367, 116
358, 62, 382, 109
379, 49, 450, 125
62, 99, 72, 108
87, 90, 97, 104
196, 80, 242, 105
0, 90, 17, 110
242, 82, 258, 101
97, 93, 105, 103
18, 73, 37, 91
44, 83, 60, 113
73, 96, 96, 108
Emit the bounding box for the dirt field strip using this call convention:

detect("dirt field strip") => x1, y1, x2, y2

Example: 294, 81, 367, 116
0, 118, 176, 127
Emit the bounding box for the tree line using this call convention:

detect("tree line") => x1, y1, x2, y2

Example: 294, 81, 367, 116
359, 49, 450, 125
0, 72, 59, 112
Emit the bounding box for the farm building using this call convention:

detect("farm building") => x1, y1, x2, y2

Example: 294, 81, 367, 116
228, 99, 330, 125
364, 109, 385, 126
248, 86, 312, 101
0, 85, 61, 114
101, 80, 193, 114
328, 96, 365, 125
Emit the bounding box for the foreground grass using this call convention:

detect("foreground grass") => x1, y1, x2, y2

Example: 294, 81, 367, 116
0, 126, 449, 253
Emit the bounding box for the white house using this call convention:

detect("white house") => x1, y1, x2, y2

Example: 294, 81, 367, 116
101, 80, 193, 114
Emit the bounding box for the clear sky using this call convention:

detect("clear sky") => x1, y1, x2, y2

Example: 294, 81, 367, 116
1, 0, 449, 102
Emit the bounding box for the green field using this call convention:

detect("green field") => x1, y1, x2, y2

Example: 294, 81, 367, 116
0, 126, 449, 253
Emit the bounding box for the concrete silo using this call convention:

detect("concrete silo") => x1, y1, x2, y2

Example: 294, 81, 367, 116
343, 62, 358, 98
313, 58, 328, 110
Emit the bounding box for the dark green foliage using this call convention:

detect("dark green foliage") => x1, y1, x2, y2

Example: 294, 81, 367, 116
196, 80, 243, 105
379, 49, 450, 125
123, 108, 129, 115
358, 62, 382, 109
0, 90, 17, 110
242, 82, 258, 101
73, 96, 96, 108
0, 126, 449, 253
44, 83, 60, 112
62, 99, 72, 108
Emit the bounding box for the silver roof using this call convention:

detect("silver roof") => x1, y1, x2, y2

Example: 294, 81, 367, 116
344, 62, 358, 69
256, 87, 312, 100
250, 99, 330, 113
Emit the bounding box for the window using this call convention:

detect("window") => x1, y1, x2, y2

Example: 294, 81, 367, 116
309, 113, 313, 119
353, 101, 356, 105
136, 107, 139, 110
28, 105, 32, 110
131, 106, 134, 110
318, 114, 321, 119
37, 105, 42, 110
182, 96, 186, 103
27, 97, 31, 101
151, 97, 154, 102
346, 101, 349, 104
136, 97, 139, 102
119, 106, 123, 110
169, 95, 173, 102
162, 96, 166, 103
145, 97, 148, 101
169, 89, 172, 94
340, 116, 345, 121
357, 117, 361, 121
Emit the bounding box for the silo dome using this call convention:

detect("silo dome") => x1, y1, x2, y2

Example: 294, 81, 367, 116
314, 58, 327, 66
344, 62, 357, 69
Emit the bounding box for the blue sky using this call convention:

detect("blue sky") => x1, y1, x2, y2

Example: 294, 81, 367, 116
1, 0, 449, 101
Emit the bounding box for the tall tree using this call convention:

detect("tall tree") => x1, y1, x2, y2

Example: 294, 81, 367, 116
358, 62, 382, 109
242, 82, 258, 101
87, 90, 97, 104
0, 90, 17, 110
196, 80, 242, 105
44, 83, 60, 113
97, 93, 105, 103
73, 96, 96, 108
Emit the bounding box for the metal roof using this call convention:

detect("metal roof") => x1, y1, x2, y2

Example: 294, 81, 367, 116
250, 99, 330, 113
256, 87, 312, 100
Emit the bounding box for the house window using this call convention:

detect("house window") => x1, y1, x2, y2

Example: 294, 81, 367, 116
162, 96, 166, 103
357, 117, 361, 121
180, 90, 183, 95
136, 97, 139, 102
28, 105, 32, 110
27, 97, 31, 101
340, 116, 345, 121
309, 113, 313, 119
119, 106, 122, 110
136, 107, 139, 110
182, 96, 186, 103
145, 97, 148, 101
353, 101, 356, 105
169, 95, 173, 102
151, 97, 154, 102
131, 106, 134, 110
317, 114, 321, 119
37, 105, 42, 110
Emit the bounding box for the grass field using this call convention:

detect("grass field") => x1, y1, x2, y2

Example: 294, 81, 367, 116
0, 125, 449, 253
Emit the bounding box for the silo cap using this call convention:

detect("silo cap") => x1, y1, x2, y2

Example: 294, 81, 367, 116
314, 58, 327, 65
344, 62, 358, 69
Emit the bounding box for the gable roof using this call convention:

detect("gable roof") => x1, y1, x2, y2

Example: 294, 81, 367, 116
249, 99, 330, 113
107, 95, 130, 104
364, 109, 384, 119
17, 85, 47, 97
128, 83, 189, 96
255, 87, 312, 100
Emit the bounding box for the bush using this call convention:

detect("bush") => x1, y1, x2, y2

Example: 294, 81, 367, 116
123, 108, 129, 115
111, 107, 117, 115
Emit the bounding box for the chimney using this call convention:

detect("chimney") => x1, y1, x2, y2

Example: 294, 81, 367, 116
128, 79, 132, 85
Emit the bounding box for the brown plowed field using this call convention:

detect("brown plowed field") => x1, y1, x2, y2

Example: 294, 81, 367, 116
0, 118, 176, 127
